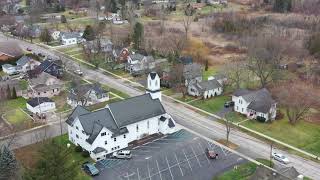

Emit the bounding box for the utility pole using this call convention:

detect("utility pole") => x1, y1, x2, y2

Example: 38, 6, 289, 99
270, 143, 273, 167
59, 112, 62, 135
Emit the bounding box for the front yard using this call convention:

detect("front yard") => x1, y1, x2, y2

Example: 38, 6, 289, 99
189, 95, 230, 114
241, 112, 320, 156
3, 109, 32, 125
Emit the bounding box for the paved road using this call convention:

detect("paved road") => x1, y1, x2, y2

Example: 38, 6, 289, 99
1, 34, 320, 179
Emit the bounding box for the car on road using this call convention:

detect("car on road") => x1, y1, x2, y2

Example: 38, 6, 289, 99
224, 101, 234, 108
111, 150, 132, 159
26, 47, 32, 51
82, 162, 100, 176
74, 69, 83, 76
272, 152, 289, 164
205, 148, 218, 159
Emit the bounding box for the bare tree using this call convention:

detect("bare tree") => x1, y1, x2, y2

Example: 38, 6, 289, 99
220, 59, 247, 89
224, 113, 233, 145
169, 64, 187, 98
273, 82, 320, 125
183, 15, 193, 40
246, 36, 283, 87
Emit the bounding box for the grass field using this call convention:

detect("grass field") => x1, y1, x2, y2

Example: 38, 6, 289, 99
203, 66, 219, 80
242, 112, 320, 156
0, 98, 27, 112
189, 95, 230, 114
4, 109, 32, 125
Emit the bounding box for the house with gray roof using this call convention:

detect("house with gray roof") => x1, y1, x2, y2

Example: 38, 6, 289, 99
187, 77, 223, 99
67, 83, 109, 108
232, 88, 277, 122
60, 32, 84, 45
183, 63, 203, 86
125, 53, 155, 74
66, 72, 176, 161
27, 72, 62, 98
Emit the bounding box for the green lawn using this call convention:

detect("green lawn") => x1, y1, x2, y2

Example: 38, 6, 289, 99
0, 71, 5, 77
0, 97, 27, 112
189, 95, 230, 114
203, 66, 219, 80
226, 111, 247, 123
4, 109, 32, 125
242, 112, 320, 156
19, 80, 28, 90
101, 84, 130, 99
72, 53, 85, 60
214, 159, 272, 180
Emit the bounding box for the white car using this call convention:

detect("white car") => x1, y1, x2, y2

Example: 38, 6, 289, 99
74, 69, 83, 76
272, 152, 289, 164
112, 150, 132, 159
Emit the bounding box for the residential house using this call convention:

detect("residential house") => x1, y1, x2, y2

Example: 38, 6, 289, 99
51, 30, 61, 40
27, 72, 62, 98
83, 39, 113, 53
0, 41, 23, 61
187, 77, 223, 99
15, 56, 40, 72
66, 72, 176, 161
34, 59, 63, 78
1, 64, 18, 75
67, 83, 109, 108
125, 53, 155, 74
183, 63, 203, 86
111, 47, 129, 63
26, 97, 56, 115
232, 88, 277, 122
60, 32, 84, 45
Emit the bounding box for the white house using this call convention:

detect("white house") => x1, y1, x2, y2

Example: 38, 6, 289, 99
16, 56, 40, 73
1, 64, 18, 75
67, 83, 109, 108
66, 72, 176, 161
232, 88, 277, 122
125, 53, 155, 74
60, 32, 84, 45
26, 97, 56, 115
187, 77, 223, 99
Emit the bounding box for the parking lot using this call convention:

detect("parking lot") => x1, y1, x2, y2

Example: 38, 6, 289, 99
94, 129, 247, 180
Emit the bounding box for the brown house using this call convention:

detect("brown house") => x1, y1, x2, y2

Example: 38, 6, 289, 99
0, 42, 23, 61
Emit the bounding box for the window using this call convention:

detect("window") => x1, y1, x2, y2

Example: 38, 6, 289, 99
149, 80, 151, 87
105, 141, 107, 145
155, 80, 158, 86
101, 132, 106, 136
117, 146, 120, 149
147, 121, 149, 129
70, 130, 72, 134
123, 134, 126, 138
114, 138, 116, 142
76, 134, 79, 138
242, 108, 244, 113
136, 124, 139, 132
76, 126, 79, 130
82, 130, 85, 134
236, 106, 238, 110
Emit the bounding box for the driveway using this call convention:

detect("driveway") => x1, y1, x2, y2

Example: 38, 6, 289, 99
94, 129, 246, 180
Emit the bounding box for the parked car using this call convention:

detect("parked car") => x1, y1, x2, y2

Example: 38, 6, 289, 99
272, 152, 289, 164
205, 148, 218, 159
38, 53, 45, 58
74, 69, 83, 76
224, 101, 234, 108
82, 162, 100, 176
112, 150, 132, 159
27, 47, 32, 51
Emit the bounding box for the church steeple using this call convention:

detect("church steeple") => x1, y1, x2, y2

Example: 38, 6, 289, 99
146, 72, 161, 101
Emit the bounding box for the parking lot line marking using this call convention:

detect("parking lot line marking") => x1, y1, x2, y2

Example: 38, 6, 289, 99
165, 156, 174, 180
147, 162, 152, 180
191, 146, 202, 167
174, 153, 184, 176
198, 142, 211, 164
156, 160, 163, 180
137, 168, 141, 180
182, 149, 193, 171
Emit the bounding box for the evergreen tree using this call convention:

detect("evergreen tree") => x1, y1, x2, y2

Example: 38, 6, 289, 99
110, 0, 118, 13
61, 15, 67, 23
205, 59, 208, 71
40, 28, 52, 45
0, 145, 19, 180
82, 25, 95, 41
132, 22, 144, 50
26, 139, 79, 180
273, 0, 292, 12
6, 85, 11, 99
11, 87, 17, 99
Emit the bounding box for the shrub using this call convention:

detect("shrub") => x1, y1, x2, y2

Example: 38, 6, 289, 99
256, 116, 266, 123
75, 145, 82, 152
306, 32, 320, 57
275, 110, 284, 120
273, 0, 292, 12
82, 150, 90, 157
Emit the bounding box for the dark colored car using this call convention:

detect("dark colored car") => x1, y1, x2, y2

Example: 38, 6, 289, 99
82, 162, 100, 176
224, 101, 234, 108
205, 148, 218, 159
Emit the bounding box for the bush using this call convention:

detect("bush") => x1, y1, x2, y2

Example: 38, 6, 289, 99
256, 116, 266, 123
275, 110, 284, 120
306, 32, 320, 57
82, 150, 90, 157
75, 145, 82, 152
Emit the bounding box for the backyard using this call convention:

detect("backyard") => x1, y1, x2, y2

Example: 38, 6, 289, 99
14, 134, 92, 180
3, 109, 32, 126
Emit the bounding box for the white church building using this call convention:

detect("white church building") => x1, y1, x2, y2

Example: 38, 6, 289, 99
66, 72, 177, 161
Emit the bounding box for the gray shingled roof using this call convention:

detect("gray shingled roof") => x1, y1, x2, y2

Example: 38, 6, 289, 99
194, 79, 222, 93
109, 94, 166, 127
16, 56, 32, 66
130, 53, 145, 61
92, 147, 106, 154
61, 32, 82, 39
27, 97, 54, 107
68, 83, 107, 100
235, 88, 276, 113
66, 106, 90, 125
